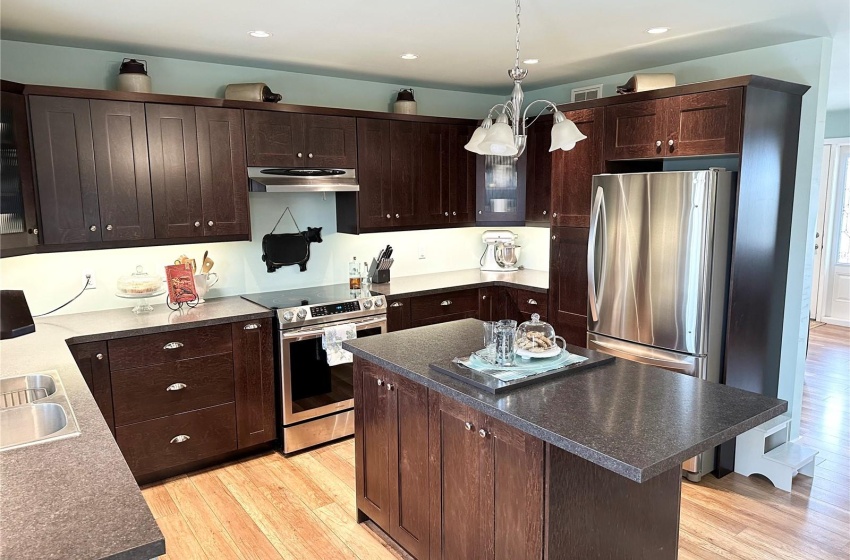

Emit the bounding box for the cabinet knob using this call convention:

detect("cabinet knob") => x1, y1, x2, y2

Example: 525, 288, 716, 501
542, 210, 547, 216
95, 353, 104, 360
452, 211, 457, 216
170, 435, 191, 444
668, 139, 675, 148
386, 383, 394, 391
89, 225, 97, 232
106, 224, 113, 231
29, 228, 38, 235
440, 300, 452, 306
163, 341, 184, 350
308, 153, 314, 158
478, 210, 483, 215
243, 323, 260, 330
445, 212, 449, 217
166, 383, 187, 392
527, 298, 538, 305
387, 214, 392, 219
482, 295, 487, 300
194, 221, 201, 227
552, 212, 557, 217
297, 152, 303, 158
551, 235, 556, 240
479, 429, 488, 438
208, 220, 214, 227
395, 213, 400, 219
377, 379, 384, 386
464, 422, 474, 431
655, 140, 662, 147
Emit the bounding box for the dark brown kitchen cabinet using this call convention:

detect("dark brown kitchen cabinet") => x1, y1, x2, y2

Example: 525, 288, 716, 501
29, 96, 100, 244
355, 359, 431, 559
90, 100, 155, 241
232, 318, 276, 448
147, 104, 249, 240
390, 120, 420, 228
549, 227, 589, 347
665, 89, 742, 156
551, 108, 604, 228
418, 124, 476, 227
409, 288, 480, 328
196, 107, 249, 236
244, 110, 356, 168
146, 104, 203, 238
0, 85, 39, 255
524, 117, 552, 225
604, 99, 665, 160
69, 341, 115, 435
386, 298, 411, 332
604, 89, 743, 161
428, 391, 543, 560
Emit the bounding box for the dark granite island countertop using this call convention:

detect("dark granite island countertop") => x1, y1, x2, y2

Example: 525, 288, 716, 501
0, 296, 272, 560
344, 318, 786, 483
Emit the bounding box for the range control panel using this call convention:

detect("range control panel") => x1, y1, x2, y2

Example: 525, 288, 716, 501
310, 301, 361, 317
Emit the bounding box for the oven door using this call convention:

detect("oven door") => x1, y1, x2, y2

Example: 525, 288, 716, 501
280, 315, 386, 425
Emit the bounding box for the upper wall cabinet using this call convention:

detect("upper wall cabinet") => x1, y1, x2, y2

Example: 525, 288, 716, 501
0, 84, 39, 255
31, 96, 155, 245
244, 110, 357, 168
604, 88, 743, 160
551, 108, 604, 228
418, 123, 476, 227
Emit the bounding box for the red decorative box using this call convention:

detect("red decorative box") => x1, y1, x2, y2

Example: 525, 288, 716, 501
165, 264, 198, 303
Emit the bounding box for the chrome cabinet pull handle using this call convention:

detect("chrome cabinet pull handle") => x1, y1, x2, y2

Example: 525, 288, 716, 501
464, 422, 474, 431
163, 342, 184, 350
479, 429, 488, 438
170, 435, 190, 444
527, 298, 538, 305
243, 323, 260, 330
96, 353, 104, 360
377, 379, 384, 386
389, 301, 403, 307
440, 300, 452, 306
166, 383, 187, 391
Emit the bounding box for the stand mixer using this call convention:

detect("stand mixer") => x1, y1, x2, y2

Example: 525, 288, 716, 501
480, 230, 521, 272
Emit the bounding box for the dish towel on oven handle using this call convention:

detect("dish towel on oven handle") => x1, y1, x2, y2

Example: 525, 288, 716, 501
322, 323, 357, 366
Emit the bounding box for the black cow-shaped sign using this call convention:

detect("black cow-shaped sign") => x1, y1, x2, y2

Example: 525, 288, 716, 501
262, 227, 323, 273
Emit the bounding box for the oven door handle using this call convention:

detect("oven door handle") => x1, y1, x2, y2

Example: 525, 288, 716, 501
281, 316, 387, 340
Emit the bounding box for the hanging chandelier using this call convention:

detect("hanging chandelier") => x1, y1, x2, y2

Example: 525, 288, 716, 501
464, 0, 587, 158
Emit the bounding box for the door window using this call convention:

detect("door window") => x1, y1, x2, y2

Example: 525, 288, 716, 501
837, 151, 850, 264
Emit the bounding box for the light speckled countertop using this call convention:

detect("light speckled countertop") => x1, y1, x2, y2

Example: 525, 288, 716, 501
369, 268, 548, 298
0, 296, 271, 560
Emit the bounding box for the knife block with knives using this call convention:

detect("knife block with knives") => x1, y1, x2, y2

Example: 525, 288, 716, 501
370, 244, 394, 284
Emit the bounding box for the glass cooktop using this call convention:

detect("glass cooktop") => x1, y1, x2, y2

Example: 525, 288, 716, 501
241, 284, 378, 310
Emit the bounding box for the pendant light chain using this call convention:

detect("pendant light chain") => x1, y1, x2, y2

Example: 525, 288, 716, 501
514, 0, 522, 71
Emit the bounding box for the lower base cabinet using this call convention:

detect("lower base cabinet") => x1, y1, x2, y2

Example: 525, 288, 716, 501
354, 357, 544, 560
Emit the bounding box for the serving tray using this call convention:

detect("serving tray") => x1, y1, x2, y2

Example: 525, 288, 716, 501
429, 346, 615, 394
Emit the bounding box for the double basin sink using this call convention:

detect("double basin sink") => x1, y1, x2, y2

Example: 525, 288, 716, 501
0, 372, 81, 451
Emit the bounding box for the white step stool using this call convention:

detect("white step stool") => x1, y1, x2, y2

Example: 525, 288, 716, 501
734, 414, 818, 492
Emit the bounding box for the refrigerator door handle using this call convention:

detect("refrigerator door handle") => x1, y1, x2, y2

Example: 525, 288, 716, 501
588, 336, 699, 377
587, 186, 604, 322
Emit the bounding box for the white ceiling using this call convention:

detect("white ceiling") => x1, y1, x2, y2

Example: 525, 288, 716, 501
1, 0, 848, 109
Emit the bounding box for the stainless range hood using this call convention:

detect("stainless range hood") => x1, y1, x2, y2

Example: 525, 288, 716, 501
248, 167, 359, 192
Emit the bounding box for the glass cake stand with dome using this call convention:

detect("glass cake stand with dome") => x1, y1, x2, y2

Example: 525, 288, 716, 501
115, 266, 165, 314
515, 313, 568, 359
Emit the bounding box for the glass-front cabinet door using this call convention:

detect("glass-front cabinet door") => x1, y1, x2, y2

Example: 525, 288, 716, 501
476, 153, 527, 226
1, 84, 39, 255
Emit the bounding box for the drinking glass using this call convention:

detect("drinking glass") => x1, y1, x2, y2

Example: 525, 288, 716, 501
494, 319, 517, 366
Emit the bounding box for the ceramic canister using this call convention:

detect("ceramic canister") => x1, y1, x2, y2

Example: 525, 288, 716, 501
393, 88, 417, 115
116, 58, 152, 93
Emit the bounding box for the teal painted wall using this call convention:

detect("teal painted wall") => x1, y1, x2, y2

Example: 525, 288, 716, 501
0, 40, 503, 117
825, 109, 850, 138
527, 38, 834, 440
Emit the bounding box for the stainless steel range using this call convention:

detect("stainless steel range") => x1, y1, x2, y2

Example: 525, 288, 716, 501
242, 285, 386, 453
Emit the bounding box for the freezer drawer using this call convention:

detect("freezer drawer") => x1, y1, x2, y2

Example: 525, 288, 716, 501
586, 332, 706, 378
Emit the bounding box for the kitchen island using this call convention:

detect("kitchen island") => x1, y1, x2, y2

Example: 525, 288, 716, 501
343, 319, 787, 559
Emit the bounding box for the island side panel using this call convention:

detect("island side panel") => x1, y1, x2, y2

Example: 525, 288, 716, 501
545, 444, 682, 560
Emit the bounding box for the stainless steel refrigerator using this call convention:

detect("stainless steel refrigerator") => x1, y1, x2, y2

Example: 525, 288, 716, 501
586, 169, 734, 481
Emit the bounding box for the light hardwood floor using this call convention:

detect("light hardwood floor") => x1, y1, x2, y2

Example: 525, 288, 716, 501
142, 324, 850, 560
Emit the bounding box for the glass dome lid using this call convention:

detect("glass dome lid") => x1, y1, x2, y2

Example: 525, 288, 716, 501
516, 313, 566, 357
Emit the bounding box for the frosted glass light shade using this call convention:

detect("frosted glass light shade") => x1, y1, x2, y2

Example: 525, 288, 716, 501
549, 112, 587, 152
479, 122, 518, 156
464, 125, 490, 154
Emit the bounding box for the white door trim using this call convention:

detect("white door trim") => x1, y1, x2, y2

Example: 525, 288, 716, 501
821, 143, 850, 326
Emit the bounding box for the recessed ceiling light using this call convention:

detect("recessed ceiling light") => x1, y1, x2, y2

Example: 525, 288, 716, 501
646, 27, 669, 34
400, 53, 419, 60
248, 30, 271, 38
523, 58, 539, 64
